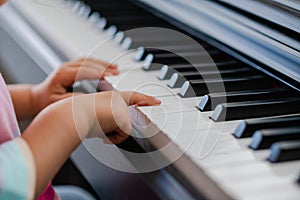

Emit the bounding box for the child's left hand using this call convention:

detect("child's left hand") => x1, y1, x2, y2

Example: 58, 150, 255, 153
32, 57, 119, 114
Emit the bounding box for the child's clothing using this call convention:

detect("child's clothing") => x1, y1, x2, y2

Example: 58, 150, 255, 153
0, 73, 59, 200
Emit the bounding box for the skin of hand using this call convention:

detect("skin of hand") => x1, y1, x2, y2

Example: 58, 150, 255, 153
0, 0, 7, 6
9, 58, 119, 120
22, 91, 160, 197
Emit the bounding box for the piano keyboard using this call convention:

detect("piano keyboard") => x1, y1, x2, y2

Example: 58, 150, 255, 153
7, 0, 300, 199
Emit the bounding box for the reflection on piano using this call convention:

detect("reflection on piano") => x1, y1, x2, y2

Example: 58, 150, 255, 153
0, 0, 299, 199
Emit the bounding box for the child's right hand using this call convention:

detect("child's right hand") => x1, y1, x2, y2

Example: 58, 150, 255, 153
22, 90, 160, 196
72, 91, 161, 144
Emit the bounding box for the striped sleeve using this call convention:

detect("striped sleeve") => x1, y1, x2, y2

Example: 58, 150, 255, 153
0, 137, 36, 200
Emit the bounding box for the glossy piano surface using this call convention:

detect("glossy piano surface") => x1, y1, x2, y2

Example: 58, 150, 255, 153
0, 0, 300, 199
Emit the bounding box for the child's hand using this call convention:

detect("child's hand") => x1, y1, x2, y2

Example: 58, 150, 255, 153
120, 91, 162, 107
102, 91, 161, 144
22, 91, 160, 195
71, 91, 161, 144
32, 58, 119, 114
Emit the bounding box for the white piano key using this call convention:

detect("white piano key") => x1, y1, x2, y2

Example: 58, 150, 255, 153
195, 133, 246, 159
105, 25, 118, 37
107, 68, 161, 84
162, 118, 212, 138
136, 86, 180, 97
230, 175, 287, 192
121, 37, 132, 50
212, 162, 271, 181
225, 176, 298, 200
77, 4, 91, 19
139, 102, 198, 114
114, 31, 125, 44
88, 12, 101, 24
107, 71, 175, 95
12, 0, 129, 63
157, 95, 202, 106
251, 149, 271, 161
71, 0, 82, 12
244, 186, 300, 200
267, 160, 300, 179
209, 120, 242, 133
199, 151, 258, 168
98, 17, 107, 30
133, 109, 204, 130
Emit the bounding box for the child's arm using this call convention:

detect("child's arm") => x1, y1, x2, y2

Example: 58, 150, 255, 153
9, 58, 119, 120
21, 91, 160, 198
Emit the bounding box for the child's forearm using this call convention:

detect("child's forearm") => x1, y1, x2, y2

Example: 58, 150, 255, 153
20, 91, 160, 198
8, 84, 36, 120
21, 97, 91, 198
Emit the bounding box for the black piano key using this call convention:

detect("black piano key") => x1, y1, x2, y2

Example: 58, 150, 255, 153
101, 16, 159, 29
150, 50, 222, 64
211, 97, 300, 122
170, 61, 242, 72
249, 127, 300, 150
158, 61, 240, 80
144, 51, 235, 71
233, 114, 300, 138
98, 9, 151, 18
158, 65, 177, 80
179, 75, 273, 98
198, 88, 295, 111
104, 15, 156, 23
135, 46, 209, 61
99, 9, 148, 17
143, 51, 218, 71
128, 36, 199, 49
268, 140, 300, 162
124, 27, 182, 38
114, 22, 172, 31
86, 1, 142, 13
136, 49, 208, 62
168, 68, 257, 88
85, 2, 174, 30
130, 32, 195, 44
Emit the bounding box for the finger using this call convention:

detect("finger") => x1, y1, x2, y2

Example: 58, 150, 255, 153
103, 131, 130, 144
99, 70, 119, 79
66, 66, 105, 83
100, 72, 113, 80
102, 137, 113, 144
105, 63, 118, 69
120, 92, 161, 106
65, 58, 120, 79
77, 57, 118, 69
72, 92, 84, 96
108, 68, 120, 75
64, 58, 118, 71
61, 60, 85, 68
52, 67, 99, 92
102, 68, 119, 75
77, 61, 119, 78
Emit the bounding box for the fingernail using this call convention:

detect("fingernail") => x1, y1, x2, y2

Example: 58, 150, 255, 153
104, 72, 113, 76
153, 97, 161, 104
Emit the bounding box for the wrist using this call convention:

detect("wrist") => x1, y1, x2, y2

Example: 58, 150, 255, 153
71, 94, 104, 139
30, 83, 48, 115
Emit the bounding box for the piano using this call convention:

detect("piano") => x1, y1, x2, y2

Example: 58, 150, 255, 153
0, 0, 299, 199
